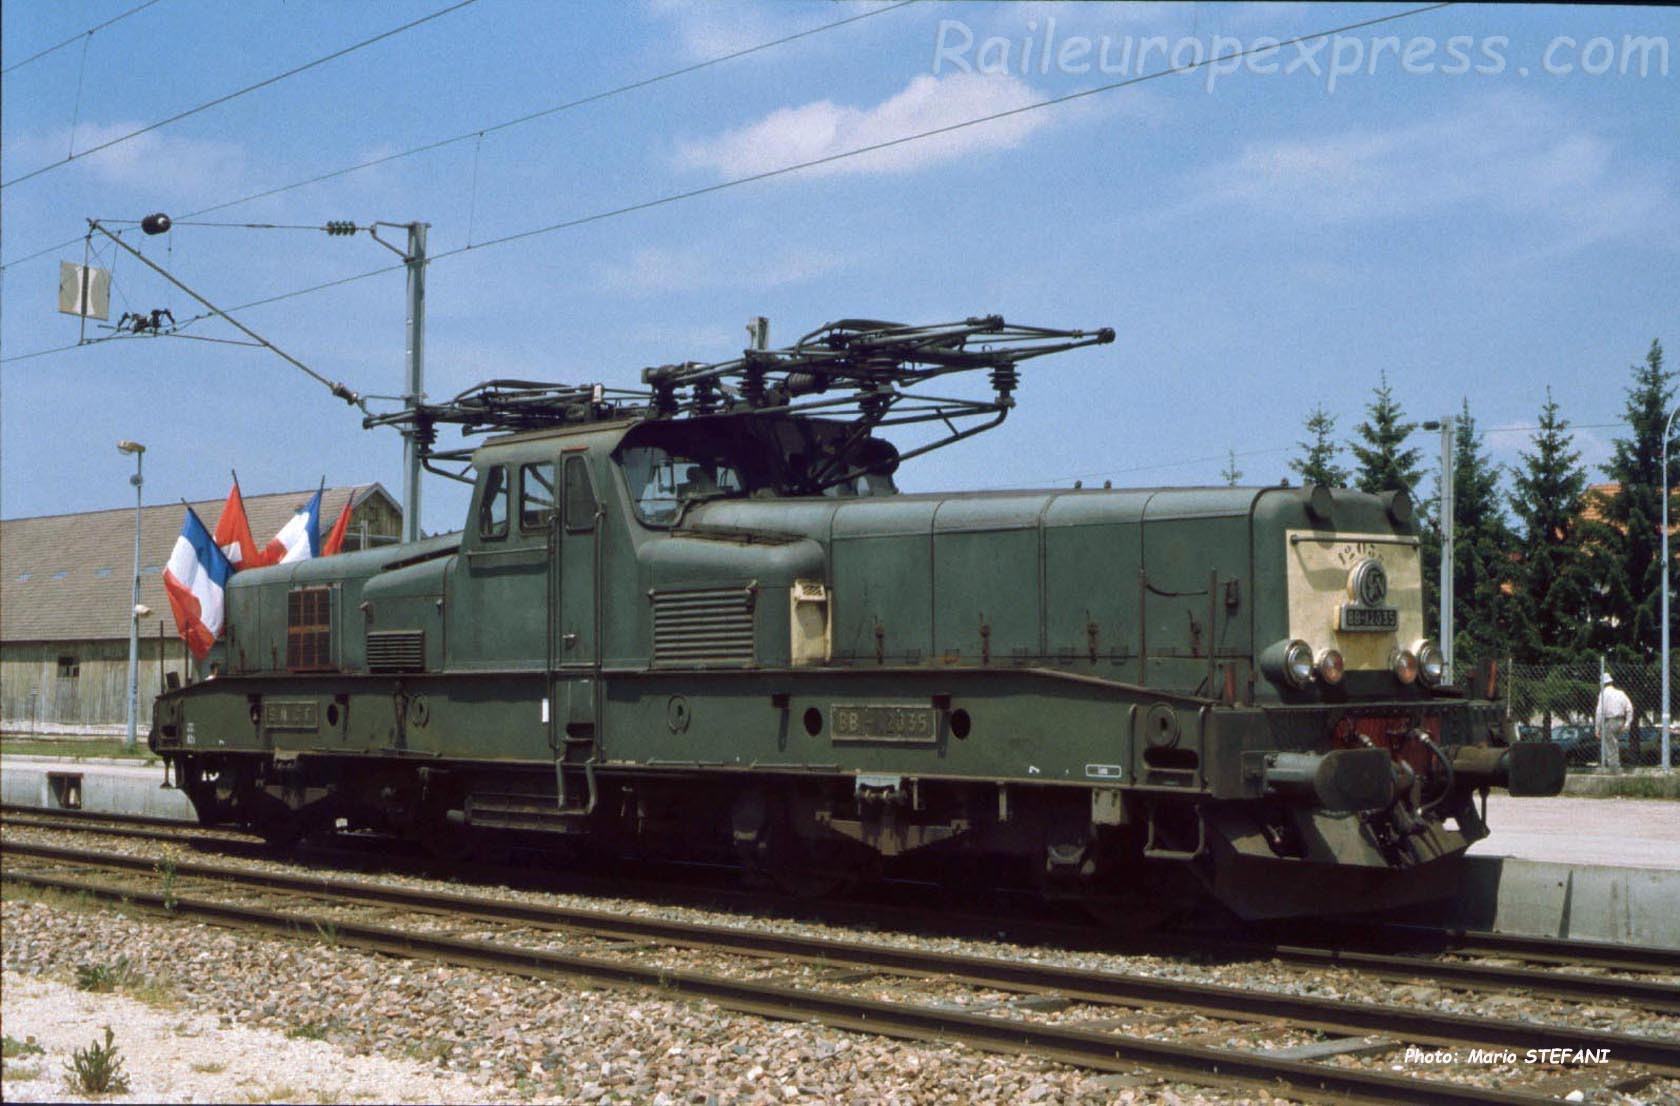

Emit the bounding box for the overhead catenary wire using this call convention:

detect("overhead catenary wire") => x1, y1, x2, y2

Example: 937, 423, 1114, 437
0, 0, 914, 272
0, 0, 481, 191
6, 2, 1456, 358
137, 2, 1454, 338
1, 0, 165, 77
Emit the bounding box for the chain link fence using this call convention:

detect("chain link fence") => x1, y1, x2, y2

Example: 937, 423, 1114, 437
1507, 660, 1680, 769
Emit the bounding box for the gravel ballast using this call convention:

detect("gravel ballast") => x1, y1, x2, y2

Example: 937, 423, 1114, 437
2, 897, 1267, 1105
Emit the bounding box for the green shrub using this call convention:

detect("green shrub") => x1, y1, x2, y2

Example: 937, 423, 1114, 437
64, 1026, 131, 1095
74, 957, 136, 993
3, 1034, 44, 1058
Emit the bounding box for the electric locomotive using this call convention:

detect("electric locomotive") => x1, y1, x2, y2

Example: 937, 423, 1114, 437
149, 316, 1564, 920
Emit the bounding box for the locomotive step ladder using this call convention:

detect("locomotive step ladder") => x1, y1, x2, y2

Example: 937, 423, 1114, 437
554, 725, 598, 817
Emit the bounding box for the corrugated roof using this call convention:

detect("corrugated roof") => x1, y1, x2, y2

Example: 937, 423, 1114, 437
2, 485, 399, 642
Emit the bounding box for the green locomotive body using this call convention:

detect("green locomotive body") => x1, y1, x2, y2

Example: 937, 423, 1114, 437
150, 318, 1562, 919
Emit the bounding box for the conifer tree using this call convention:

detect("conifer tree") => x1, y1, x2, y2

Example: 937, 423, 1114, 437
1350, 374, 1424, 494
1289, 404, 1349, 487
1220, 450, 1243, 487
1587, 339, 1674, 660
1443, 400, 1515, 663
1509, 390, 1591, 666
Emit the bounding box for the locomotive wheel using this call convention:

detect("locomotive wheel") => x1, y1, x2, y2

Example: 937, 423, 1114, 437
417, 816, 480, 863
766, 837, 865, 900
257, 813, 306, 850
1078, 895, 1183, 931
734, 790, 865, 899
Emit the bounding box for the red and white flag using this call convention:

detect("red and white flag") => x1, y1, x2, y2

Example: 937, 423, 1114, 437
212, 477, 260, 569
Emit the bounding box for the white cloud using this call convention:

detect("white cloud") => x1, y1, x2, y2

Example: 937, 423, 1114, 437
598, 245, 847, 296
644, 0, 794, 62
1182, 93, 1677, 253
675, 72, 1060, 180
10, 122, 250, 203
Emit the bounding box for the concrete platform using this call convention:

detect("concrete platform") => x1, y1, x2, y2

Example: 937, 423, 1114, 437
1426, 794, 1680, 948
1469, 794, 1679, 870
1, 755, 194, 820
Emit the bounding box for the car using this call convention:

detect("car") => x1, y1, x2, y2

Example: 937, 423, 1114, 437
1624, 726, 1680, 768
1546, 723, 1597, 768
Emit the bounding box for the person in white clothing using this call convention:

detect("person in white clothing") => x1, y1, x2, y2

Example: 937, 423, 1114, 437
1595, 672, 1632, 772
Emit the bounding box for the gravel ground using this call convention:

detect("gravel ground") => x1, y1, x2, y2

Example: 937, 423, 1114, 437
2, 896, 1288, 1105
6, 822, 1677, 1103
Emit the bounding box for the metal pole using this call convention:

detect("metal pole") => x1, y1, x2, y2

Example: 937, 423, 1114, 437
1664, 407, 1677, 772
403, 222, 429, 543
124, 448, 144, 752
1440, 415, 1454, 685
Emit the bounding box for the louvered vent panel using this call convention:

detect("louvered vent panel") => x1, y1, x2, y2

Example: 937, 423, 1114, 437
652, 587, 755, 666
366, 630, 426, 673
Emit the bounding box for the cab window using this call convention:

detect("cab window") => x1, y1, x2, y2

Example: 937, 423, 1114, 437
520, 462, 556, 531
619, 445, 741, 526
478, 465, 509, 539
563, 455, 598, 532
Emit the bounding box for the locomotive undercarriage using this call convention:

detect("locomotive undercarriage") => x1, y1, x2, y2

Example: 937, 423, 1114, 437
159, 733, 1526, 921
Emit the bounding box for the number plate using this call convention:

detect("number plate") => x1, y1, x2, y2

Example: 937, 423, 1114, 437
1338, 605, 1399, 632
264, 700, 319, 731
831, 704, 938, 744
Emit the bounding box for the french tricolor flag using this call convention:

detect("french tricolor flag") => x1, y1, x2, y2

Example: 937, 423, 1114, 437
263, 487, 322, 565
163, 507, 233, 660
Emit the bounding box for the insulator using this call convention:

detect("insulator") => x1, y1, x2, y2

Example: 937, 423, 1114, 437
651, 380, 679, 417
784, 372, 825, 397
140, 213, 172, 236
741, 364, 766, 407
325, 220, 358, 236
692, 379, 718, 415
990, 363, 1019, 397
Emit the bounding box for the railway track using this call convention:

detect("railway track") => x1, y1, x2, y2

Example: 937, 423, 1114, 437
7, 805, 1678, 991
4, 839, 1677, 1105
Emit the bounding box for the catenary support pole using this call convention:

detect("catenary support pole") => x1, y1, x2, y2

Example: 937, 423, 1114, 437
1663, 407, 1677, 772
403, 222, 428, 543
1440, 416, 1454, 685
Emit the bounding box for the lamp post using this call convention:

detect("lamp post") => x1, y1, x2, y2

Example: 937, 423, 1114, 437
117, 440, 145, 752
1420, 417, 1455, 683
1662, 406, 1678, 773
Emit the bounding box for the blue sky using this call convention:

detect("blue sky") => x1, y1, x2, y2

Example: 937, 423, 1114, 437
2, 1, 1675, 536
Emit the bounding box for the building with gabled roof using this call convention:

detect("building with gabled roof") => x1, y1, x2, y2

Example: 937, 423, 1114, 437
2, 485, 400, 734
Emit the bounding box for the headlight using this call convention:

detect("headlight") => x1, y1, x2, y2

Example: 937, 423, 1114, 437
1391, 647, 1419, 685
1285, 640, 1315, 688
1414, 639, 1445, 687
1316, 648, 1345, 686
1262, 638, 1318, 690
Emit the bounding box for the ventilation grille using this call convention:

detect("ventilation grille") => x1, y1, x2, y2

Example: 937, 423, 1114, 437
652, 587, 755, 667
367, 630, 426, 673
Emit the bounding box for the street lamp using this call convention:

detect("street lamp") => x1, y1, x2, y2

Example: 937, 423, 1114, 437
1420, 417, 1455, 684
1662, 407, 1678, 774
117, 440, 145, 753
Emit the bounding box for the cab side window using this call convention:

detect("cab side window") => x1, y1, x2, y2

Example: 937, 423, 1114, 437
520, 462, 556, 531
564, 455, 597, 532
479, 465, 510, 540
